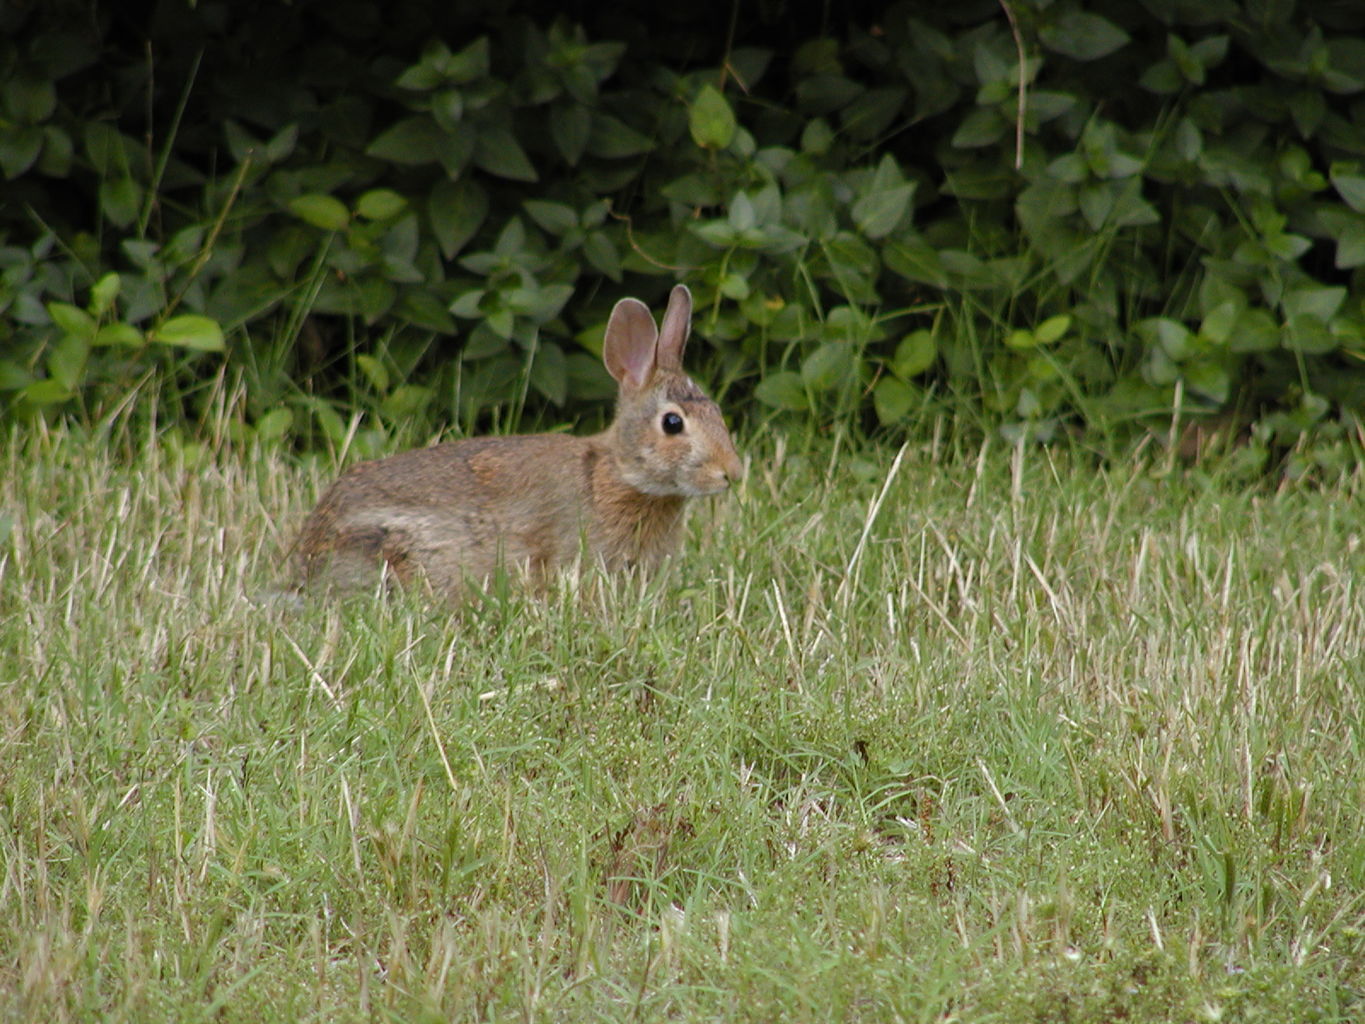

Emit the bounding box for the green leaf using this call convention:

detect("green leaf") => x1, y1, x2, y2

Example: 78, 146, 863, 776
1137, 317, 1194, 360
83, 122, 131, 176
1109, 181, 1159, 227
367, 116, 445, 165
852, 162, 916, 240
93, 323, 143, 348
0, 125, 44, 178
892, 330, 936, 378
37, 125, 73, 176
486, 307, 515, 339
1324, 36, 1365, 92
355, 189, 408, 221
689, 84, 737, 151
5, 77, 57, 123
305, 397, 347, 445
509, 283, 573, 323
47, 334, 89, 391
819, 233, 879, 286
528, 341, 568, 405
1282, 315, 1337, 354
1035, 315, 1071, 344
1287, 89, 1326, 137
588, 114, 655, 159
1228, 309, 1279, 353
729, 192, 757, 232
1141, 58, 1184, 94
1039, 12, 1131, 61
288, 194, 350, 231
224, 120, 259, 163
719, 273, 750, 301
89, 272, 121, 317
1183, 360, 1231, 404
884, 237, 948, 288
1078, 183, 1116, 230
1330, 164, 1365, 213
492, 216, 528, 257
523, 200, 578, 236
551, 104, 591, 165
796, 73, 862, 113
691, 219, 741, 249
1334, 224, 1365, 269
972, 40, 1012, 87
751, 223, 806, 255
1200, 302, 1239, 344
951, 108, 1005, 148
801, 343, 852, 391
1097, 150, 1144, 180
939, 168, 1015, 200
1026, 91, 1078, 125
1190, 35, 1230, 69
356, 354, 390, 392
1047, 153, 1091, 184
450, 289, 486, 319
380, 385, 434, 420
266, 124, 299, 163
565, 352, 615, 401
254, 407, 293, 442
22, 378, 73, 406
150, 314, 225, 352
801, 119, 835, 156
396, 53, 448, 92
46, 301, 96, 339
754, 370, 808, 411
99, 176, 141, 228
874, 376, 917, 425
841, 86, 908, 142
583, 232, 622, 282
429, 180, 488, 260
397, 290, 457, 334
446, 37, 491, 84
474, 126, 538, 182
1283, 286, 1346, 322
0, 360, 36, 391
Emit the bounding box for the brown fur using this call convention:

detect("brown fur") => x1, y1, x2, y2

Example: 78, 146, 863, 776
292, 285, 742, 600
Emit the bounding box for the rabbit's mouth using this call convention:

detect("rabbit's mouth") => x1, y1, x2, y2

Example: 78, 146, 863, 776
678, 460, 742, 496
623, 469, 727, 498
689, 470, 737, 495
680, 480, 726, 497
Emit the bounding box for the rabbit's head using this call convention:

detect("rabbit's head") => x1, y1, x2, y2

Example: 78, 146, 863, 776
604, 285, 743, 498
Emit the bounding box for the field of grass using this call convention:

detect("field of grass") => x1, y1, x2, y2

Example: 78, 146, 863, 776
3, 412, 1364, 1022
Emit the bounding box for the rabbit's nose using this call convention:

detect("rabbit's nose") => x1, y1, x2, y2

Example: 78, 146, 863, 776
720, 446, 744, 484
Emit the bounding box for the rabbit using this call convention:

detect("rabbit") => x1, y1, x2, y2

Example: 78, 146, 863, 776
292, 284, 743, 598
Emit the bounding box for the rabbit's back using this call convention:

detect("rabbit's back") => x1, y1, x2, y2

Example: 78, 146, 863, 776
296, 434, 597, 593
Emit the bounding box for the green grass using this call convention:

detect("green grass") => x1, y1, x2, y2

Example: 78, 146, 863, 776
2, 413, 1364, 1022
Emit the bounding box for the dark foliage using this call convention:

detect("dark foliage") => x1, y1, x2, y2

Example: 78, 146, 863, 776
3, 0, 1365, 465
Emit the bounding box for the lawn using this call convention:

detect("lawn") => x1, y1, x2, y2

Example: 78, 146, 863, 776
2, 416, 1363, 1022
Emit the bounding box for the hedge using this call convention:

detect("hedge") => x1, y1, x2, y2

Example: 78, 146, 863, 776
3, 0, 1365, 463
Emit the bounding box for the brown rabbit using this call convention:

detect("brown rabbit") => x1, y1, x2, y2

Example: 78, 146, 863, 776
293, 284, 742, 598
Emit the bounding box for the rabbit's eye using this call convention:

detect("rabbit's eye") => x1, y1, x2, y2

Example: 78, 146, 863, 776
661, 411, 684, 435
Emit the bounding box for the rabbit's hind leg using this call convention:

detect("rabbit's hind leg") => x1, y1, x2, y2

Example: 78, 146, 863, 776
303, 522, 418, 593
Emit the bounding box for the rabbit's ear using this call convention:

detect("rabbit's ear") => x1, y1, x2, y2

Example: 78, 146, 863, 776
656, 284, 692, 370
604, 297, 659, 389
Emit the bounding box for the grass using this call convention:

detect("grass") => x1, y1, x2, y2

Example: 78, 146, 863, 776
2, 409, 1364, 1022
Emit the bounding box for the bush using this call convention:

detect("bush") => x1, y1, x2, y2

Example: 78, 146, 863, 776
2, 0, 1364, 456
